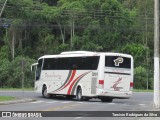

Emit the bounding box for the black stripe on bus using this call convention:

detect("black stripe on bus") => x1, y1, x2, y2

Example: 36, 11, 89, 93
104, 72, 131, 75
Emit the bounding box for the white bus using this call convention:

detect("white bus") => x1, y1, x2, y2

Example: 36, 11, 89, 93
31, 51, 134, 102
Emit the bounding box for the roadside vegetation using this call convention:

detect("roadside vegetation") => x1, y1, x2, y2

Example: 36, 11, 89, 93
0, 88, 34, 91
133, 89, 153, 92
0, 0, 154, 90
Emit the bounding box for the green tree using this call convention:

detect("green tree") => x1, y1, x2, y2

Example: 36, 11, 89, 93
0, 0, 154, 89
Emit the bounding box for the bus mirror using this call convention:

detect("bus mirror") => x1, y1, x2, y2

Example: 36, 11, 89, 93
31, 66, 34, 72
31, 63, 38, 71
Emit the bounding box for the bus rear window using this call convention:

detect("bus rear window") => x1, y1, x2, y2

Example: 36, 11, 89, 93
105, 56, 131, 69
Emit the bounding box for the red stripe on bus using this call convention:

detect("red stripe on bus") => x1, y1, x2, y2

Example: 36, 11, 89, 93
52, 70, 72, 92
67, 72, 90, 95
70, 71, 91, 95
56, 70, 76, 92
67, 75, 83, 95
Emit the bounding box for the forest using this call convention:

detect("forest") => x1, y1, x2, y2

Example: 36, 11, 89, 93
0, 0, 154, 89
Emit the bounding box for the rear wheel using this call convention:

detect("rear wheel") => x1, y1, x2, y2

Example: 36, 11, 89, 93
76, 87, 83, 101
42, 86, 51, 98
101, 98, 113, 102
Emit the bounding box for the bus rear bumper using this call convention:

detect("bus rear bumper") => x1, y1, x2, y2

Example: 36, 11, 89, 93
97, 89, 132, 99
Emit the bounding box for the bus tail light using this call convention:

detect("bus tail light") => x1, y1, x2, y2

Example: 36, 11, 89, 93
99, 80, 104, 89
130, 82, 133, 90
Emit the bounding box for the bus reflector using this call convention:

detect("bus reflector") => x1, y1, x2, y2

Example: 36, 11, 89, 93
130, 82, 133, 87
99, 80, 104, 89
99, 80, 104, 84
130, 82, 133, 90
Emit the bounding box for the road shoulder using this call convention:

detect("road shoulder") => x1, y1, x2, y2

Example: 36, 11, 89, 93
0, 98, 36, 105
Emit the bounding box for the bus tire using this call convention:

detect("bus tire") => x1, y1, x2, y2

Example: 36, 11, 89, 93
42, 85, 51, 98
101, 98, 113, 102
76, 87, 83, 101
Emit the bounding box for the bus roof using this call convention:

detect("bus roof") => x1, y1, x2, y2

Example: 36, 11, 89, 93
38, 51, 132, 59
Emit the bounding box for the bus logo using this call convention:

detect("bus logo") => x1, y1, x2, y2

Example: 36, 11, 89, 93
111, 78, 123, 91
114, 57, 123, 66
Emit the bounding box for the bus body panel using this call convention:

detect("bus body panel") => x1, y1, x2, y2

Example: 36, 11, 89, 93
104, 72, 131, 92
41, 70, 70, 94
36, 70, 98, 97
97, 89, 132, 98
103, 55, 133, 93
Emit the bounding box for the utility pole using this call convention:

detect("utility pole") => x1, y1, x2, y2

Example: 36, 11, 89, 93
154, 0, 160, 108
0, 0, 8, 17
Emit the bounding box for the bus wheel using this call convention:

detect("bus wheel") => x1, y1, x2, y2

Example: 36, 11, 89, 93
101, 98, 113, 102
42, 86, 50, 98
76, 87, 82, 101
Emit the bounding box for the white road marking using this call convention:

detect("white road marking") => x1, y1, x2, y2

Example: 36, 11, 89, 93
61, 101, 72, 104
46, 101, 58, 103
107, 103, 116, 105
74, 117, 82, 119
139, 104, 146, 106
30, 101, 44, 103
30, 100, 128, 106
30, 100, 73, 104
76, 102, 84, 104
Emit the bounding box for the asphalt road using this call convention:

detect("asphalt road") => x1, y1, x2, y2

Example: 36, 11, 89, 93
0, 91, 155, 120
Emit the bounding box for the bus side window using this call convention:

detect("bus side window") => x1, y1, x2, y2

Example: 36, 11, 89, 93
72, 64, 77, 70
70, 57, 78, 70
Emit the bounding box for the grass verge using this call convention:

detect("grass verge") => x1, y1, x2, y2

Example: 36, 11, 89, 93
0, 96, 16, 101
133, 89, 153, 92
0, 88, 34, 91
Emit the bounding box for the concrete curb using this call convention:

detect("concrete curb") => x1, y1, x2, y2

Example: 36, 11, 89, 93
0, 98, 36, 105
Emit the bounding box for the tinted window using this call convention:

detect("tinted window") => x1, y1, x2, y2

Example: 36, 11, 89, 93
105, 56, 131, 69
70, 56, 100, 70
43, 56, 100, 70
43, 58, 70, 70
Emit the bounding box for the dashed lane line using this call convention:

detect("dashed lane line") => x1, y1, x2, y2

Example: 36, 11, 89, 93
75, 102, 84, 104
30, 100, 143, 107
30, 101, 44, 103
61, 101, 73, 104
139, 104, 146, 106
30, 100, 117, 105
74, 117, 83, 119
107, 103, 116, 105
46, 101, 58, 104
